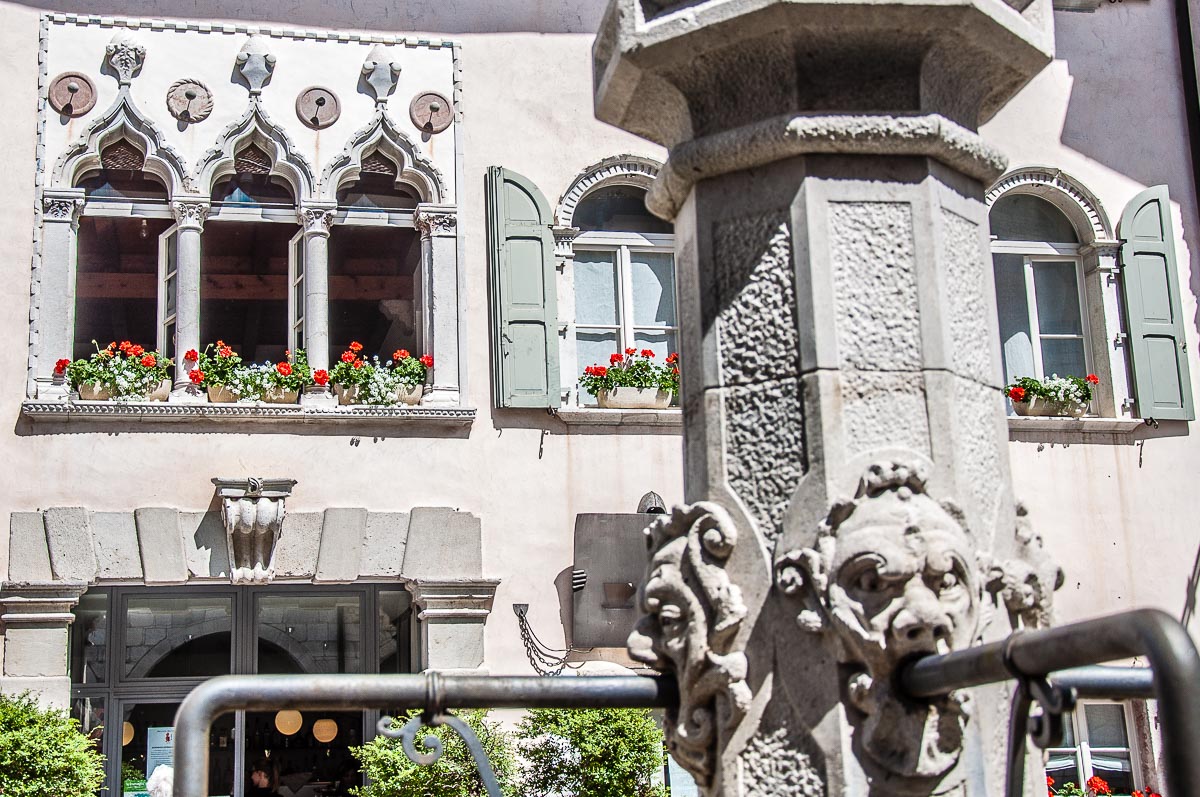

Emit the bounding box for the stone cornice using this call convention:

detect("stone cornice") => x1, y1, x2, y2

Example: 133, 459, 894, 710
21, 400, 476, 426
0, 581, 88, 625
648, 113, 1008, 220
410, 579, 500, 620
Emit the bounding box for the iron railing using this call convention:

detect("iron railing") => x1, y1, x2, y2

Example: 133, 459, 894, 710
171, 608, 1199, 797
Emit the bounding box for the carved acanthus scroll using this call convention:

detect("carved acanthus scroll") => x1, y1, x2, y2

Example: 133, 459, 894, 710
627, 502, 751, 788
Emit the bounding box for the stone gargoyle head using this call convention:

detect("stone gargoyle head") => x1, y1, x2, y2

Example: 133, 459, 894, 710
775, 460, 982, 783
628, 501, 751, 788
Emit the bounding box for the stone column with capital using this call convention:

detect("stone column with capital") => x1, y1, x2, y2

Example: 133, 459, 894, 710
298, 204, 337, 407
596, 2, 1060, 795
35, 189, 86, 399
409, 579, 499, 672
0, 582, 87, 706
414, 204, 461, 406
170, 199, 209, 401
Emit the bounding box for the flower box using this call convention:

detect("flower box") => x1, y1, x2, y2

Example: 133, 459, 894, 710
64, 342, 172, 402
335, 383, 422, 406
597, 387, 673, 410
1011, 396, 1088, 418
207, 385, 239, 403
76, 383, 111, 401
330, 345, 430, 406
1006, 373, 1098, 419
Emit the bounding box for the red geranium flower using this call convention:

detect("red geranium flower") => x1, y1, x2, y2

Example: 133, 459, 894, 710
419, 354, 434, 368
349, 341, 363, 353
1007, 386, 1026, 402
1085, 373, 1099, 385
218, 346, 233, 358
353, 360, 364, 369
140, 354, 156, 368
1133, 791, 1144, 797
640, 348, 655, 357
189, 368, 205, 385
130, 344, 145, 358
107, 341, 117, 351
1087, 776, 1111, 796
184, 349, 199, 362
341, 351, 356, 363
394, 349, 410, 361
54, 358, 70, 375
665, 352, 679, 364
624, 347, 636, 355
118, 340, 132, 353
609, 353, 623, 365
276, 362, 293, 377
313, 369, 329, 386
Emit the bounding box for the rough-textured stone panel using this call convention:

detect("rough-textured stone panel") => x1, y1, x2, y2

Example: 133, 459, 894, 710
954, 376, 1004, 546
8, 513, 53, 583
134, 508, 187, 585
830, 201, 920, 371
44, 507, 96, 582
713, 212, 800, 387
182, 511, 230, 580
723, 378, 806, 545
740, 717, 826, 797
90, 512, 142, 580
274, 512, 322, 579
315, 508, 367, 583
842, 371, 931, 459
403, 508, 482, 580
942, 208, 994, 384
360, 512, 410, 578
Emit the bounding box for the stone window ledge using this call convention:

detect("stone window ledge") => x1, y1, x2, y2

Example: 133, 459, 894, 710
555, 408, 682, 428
1007, 416, 1144, 438
21, 400, 476, 426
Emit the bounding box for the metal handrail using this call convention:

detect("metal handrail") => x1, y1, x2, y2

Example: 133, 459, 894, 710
901, 608, 1200, 797
172, 673, 676, 797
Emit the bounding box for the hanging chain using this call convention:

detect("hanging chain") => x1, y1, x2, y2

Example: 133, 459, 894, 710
514, 605, 589, 676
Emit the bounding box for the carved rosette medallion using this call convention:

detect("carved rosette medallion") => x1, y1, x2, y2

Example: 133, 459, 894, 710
296, 87, 340, 130
166, 79, 214, 123
172, 201, 210, 231
212, 477, 296, 584
48, 72, 97, 117
105, 30, 146, 86
409, 91, 453, 134
775, 460, 982, 786
628, 502, 751, 788
414, 209, 457, 238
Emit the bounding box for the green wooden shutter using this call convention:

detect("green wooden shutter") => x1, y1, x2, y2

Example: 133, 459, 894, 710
1119, 185, 1195, 421
486, 166, 560, 408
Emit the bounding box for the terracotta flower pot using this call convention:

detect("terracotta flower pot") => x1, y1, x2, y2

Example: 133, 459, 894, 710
1011, 396, 1088, 417
207, 385, 240, 403
76, 382, 111, 401
597, 387, 673, 410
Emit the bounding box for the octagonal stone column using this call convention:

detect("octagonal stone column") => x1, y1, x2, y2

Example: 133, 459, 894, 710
595, 2, 1057, 795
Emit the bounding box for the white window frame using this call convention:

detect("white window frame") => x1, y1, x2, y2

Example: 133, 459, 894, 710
156, 223, 179, 358
1045, 701, 1142, 795
287, 229, 306, 354
567, 230, 677, 406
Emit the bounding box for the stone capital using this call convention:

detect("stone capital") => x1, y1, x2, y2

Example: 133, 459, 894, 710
409, 579, 499, 621
414, 204, 458, 239
42, 189, 86, 225
297, 204, 337, 236
172, 199, 210, 231
552, 225, 581, 259
212, 477, 297, 584
0, 582, 88, 627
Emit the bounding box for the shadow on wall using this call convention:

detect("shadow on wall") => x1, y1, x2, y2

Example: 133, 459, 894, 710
1056, 4, 1200, 330
10, 0, 605, 34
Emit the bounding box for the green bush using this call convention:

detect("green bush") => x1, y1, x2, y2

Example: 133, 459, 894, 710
352, 709, 517, 797
515, 708, 667, 797
0, 692, 105, 797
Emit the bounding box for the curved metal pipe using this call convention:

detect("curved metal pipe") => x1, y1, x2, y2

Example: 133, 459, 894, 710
172, 673, 677, 797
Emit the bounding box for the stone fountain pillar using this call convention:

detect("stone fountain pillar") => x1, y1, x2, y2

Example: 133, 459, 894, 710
594, 2, 1060, 795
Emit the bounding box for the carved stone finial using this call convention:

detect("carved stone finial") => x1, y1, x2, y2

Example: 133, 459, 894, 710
106, 30, 146, 86
628, 502, 751, 788
236, 35, 276, 96
361, 44, 401, 106
775, 458, 981, 783
986, 502, 1064, 630
212, 477, 296, 584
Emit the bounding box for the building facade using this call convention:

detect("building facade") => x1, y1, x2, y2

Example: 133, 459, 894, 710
0, 0, 1196, 795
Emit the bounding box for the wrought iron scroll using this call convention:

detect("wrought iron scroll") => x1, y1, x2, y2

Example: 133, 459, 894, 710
377, 712, 503, 797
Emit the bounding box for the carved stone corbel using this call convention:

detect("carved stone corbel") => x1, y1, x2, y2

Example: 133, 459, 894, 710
235, 35, 276, 96
362, 44, 402, 106
212, 477, 296, 584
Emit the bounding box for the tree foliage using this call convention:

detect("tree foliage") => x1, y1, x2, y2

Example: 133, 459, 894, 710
0, 692, 105, 797
515, 708, 667, 797
352, 709, 517, 797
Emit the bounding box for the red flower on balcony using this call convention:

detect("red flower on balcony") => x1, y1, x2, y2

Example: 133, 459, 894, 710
184, 349, 199, 362
118, 340, 132, 354
1085, 373, 1099, 385
419, 354, 434, 368
313, 369, 329, 386
394, 349, 410, 361
1087, 776, 1111, 796
665, 352, 679, 364
624, 347, 636, 355
609, 353, 623, 365
130, 344, 145, 358
276, 362, 293, 377
353, 360, 364, 369
640, 349, 655, 358
1007, 386, 1026, 402
54, 358, 70, 375
189, 369, 205, 385
140, 354, 156, 368
341, 351, 356, 363
349, 341, 364, 353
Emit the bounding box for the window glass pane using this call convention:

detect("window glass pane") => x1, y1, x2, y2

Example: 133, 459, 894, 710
1041, 338, 1087, 380
574, 251, 620, 326
574, 185, 673, 234
1045, 753, 1081, 792
1032, 261, 1084, 336
992, 253, 1035, 385
1090, 752, 1134, 794
246, 710, 363, 795
70, 695, 105, 754
633, 329, 678, 362
1085, 704, 1129, 748
990, 194, 1079, 243
257, 594, 362, 674
378, 590, 413, 674
328, 226, 420, 361
576, 328, 619, 371
123, 595, 232, 679
630, 251, 676, 326
74, 217, 172, 360
337, 172, 420, 211
70, 591, 107, 684
1061, 713, 1077, 747
78, 169, 168, 201
121, 702, 235, 797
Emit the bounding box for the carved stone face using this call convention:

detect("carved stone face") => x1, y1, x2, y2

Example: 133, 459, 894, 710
825, 492, 978, 674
